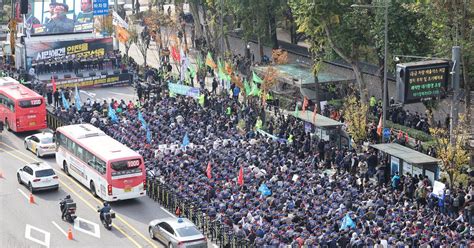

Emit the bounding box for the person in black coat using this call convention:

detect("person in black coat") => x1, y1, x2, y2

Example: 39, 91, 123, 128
46, 88, 53, 105
53, 90, 60, 108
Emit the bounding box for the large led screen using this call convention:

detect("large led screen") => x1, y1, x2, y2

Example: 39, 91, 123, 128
18, 0, 94, 36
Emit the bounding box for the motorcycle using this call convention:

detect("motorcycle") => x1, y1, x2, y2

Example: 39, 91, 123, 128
97, 207, 115, 230
60, 201, 77, 223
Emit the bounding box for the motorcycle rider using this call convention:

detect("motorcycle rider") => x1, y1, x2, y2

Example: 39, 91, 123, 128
98, 201, 112, 222
60, 195, 74, 219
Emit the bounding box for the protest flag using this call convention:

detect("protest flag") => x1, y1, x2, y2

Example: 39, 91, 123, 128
205, 52, 216, 69
74, 85, 82, 111
206, 162, 212, 179
51, 75, 57, 93
377, 115, 383, 136
237, 166, 244, 186
61, 91, 69, 110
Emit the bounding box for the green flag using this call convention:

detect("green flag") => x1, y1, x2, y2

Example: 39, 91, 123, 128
250, 82, 261, 96
244, 79, 251, 95
196, 54, 204, 69
198, 94, 205, 107
252, 72, 263, 84
189, 65, 196, 79
294, 105, 299, 117
255, 118, 263, 130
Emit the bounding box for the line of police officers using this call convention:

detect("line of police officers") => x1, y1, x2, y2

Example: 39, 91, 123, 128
32, 51, 122, 75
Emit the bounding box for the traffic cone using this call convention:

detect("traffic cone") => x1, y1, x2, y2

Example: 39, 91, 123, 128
67, 227, 73, 240
29, 193, 35, 204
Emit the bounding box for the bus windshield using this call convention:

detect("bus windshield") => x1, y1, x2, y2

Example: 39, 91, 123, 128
18, 99, 43, 108
110, 159, 142, 177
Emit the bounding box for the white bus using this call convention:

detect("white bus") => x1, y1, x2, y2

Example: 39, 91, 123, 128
55, 124, 146, 201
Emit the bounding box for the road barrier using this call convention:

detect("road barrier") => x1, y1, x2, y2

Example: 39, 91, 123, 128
146, 178, 252, 248
46, 109, 69, 130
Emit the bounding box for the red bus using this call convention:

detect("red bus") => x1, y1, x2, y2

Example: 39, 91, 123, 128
0, 77, 47, 132
55, 124, 147, 201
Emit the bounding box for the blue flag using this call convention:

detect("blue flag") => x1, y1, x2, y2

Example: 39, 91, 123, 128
146, 126, 152, 143
258, 183, 272, 196
181, 132, 190, 148
138, 110, 147, 128
108, 104, 118, 123
61, 91, 69, 110
74, 86, 82, 111
340, 213, 356, 230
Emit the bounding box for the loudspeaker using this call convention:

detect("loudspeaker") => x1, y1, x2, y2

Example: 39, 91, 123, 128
76, 73, 83, 77
89, 72, 96, 77
101, 71, 108, 75
20, 0, 28, 15
64, 74, 71, 79
113, 70, 120, 75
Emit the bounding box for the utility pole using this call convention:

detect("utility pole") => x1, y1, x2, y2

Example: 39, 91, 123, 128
220, 0, 224, 59
450, 46, 461, 144
113, 0, 119, 50
381, 1, 388, 143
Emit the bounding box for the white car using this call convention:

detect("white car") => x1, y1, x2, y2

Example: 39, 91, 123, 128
17, 162, 59, 193
148, 217, 207, 248
24, 132, 56, 157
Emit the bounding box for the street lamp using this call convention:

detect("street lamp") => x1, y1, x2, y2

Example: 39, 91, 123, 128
351, 2, 389, 143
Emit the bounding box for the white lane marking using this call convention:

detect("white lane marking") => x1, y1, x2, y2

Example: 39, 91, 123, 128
51, 221, 67, 237
25, 224, 51, 248
17, 188, 30, 200
107, 91, 136, 97
80, 90, 96, 98
74, 217, 100, 238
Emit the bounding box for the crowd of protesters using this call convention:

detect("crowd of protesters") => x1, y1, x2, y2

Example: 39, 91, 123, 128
37, 60, 474, 247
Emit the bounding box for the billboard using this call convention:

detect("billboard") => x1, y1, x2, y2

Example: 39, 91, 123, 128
17, 0, 95, 36
26, 37, 112, 62
396, 60, 450, 104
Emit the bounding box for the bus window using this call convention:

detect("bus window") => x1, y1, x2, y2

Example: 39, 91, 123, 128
76, 145, 84, 161
96, 159, 106, 174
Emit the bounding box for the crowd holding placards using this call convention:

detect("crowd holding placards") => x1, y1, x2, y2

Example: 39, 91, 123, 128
34, 58, 473, 247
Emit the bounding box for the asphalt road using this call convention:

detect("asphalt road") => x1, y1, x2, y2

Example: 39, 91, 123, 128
78, 86, 138, 105
0, 127, 172, 248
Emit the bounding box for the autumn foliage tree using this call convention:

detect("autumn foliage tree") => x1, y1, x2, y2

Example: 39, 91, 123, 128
343, 94, 368, 147
430, 115, 470, 187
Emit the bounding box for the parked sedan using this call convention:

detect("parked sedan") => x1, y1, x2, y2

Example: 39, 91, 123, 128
24, 132, 56, 157
148, 217, 207, 248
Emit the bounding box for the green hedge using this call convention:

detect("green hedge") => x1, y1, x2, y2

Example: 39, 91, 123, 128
368, 116, 433, 142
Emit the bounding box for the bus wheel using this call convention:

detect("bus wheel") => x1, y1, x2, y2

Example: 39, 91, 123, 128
63, 162, 70, 176
90, 181, 97, 197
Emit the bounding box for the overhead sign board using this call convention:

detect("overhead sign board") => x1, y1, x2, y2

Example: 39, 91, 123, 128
396, 60, 450, 104
93, 0, 109, 16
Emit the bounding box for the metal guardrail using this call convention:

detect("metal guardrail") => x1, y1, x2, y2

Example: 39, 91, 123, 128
146, 178, 252, 248
46, 109, 69, 130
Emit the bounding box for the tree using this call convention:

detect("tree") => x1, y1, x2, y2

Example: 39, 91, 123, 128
430, 115, 470, 187
124, 22, 139, 57
95, 14, 114, 36
368, 1, 434, 104
290, 0, 373, 103
419, 0, 474, 128
343, 94, 369, 147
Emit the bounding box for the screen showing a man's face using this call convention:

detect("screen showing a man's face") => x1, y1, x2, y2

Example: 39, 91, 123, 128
22, 0, 94, 35
81, 0, 92, 12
